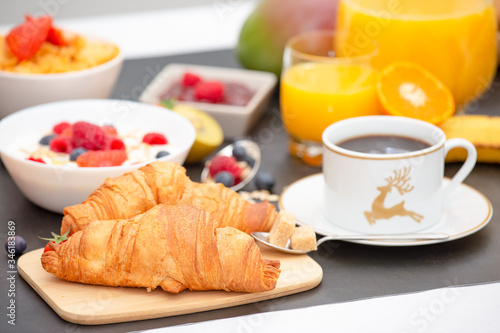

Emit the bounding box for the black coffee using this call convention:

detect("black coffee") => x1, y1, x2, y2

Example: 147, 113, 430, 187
337, 135, 431, 154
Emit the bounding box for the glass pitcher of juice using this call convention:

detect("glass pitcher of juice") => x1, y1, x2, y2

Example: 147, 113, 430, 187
336, 0, 498, 108
280, 30, 380, 166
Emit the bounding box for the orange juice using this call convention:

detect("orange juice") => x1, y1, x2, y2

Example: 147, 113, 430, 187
336, 0, 498, 107
280, 62, 380, 142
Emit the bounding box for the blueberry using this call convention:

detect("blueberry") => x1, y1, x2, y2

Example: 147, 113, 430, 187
156, 150, 170, 159
244, 155, 256, 168
232, 145, 247, 161
69, 148, 88, 161
39, 134, 56, 146
255, 172, 275, 191
214, 171, 235, 187
5, 235, 27, 255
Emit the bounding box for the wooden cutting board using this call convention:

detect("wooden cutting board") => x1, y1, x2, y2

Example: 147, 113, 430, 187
19, 246, 323, 325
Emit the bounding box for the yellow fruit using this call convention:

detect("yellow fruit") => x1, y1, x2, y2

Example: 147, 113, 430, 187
440, 115, 500, 163
171, 104, 224, 163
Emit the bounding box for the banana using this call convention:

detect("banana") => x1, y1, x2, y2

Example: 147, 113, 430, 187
440, 115, 500, 163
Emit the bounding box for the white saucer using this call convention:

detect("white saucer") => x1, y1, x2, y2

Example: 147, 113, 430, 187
279, 174, 493, 246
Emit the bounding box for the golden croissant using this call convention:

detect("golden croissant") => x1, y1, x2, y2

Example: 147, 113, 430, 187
42, 204, 281, 293
61, 161, 277, 236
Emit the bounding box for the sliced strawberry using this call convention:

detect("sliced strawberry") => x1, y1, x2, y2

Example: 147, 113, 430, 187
46, 26, 67, 46
6, 15, 52, 60
76, 149, 127, 167
142, 132, 168, 145
27, 157, 45, 164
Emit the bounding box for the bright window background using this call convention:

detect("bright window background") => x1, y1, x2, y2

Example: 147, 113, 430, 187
0, 0, 257, 59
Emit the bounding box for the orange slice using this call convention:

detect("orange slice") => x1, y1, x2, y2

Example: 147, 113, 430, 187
376, 62, 455, 125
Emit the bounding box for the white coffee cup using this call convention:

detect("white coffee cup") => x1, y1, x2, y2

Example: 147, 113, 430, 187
322, 116, 477, 234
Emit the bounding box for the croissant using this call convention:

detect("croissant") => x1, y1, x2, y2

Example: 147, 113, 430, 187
42, 204, 281, 293
61, 161, 277, 236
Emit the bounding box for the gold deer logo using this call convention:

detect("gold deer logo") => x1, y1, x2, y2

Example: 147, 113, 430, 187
364, 167, 424, 225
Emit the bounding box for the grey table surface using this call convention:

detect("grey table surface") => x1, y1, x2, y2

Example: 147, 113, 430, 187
1, 49, 500, 333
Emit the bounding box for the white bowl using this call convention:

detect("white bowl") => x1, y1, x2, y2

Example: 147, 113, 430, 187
139, 63, 277, 138
0, 99, 196, 213
0, 41, 123, 118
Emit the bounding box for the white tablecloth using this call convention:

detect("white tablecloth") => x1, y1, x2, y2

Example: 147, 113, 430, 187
137, 282, 500, 333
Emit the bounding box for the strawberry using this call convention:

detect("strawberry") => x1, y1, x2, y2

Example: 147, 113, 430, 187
43, 243, 53, 253
46, 26, 67, 46
40, 228, 71, 253
76, 149, 127, 167
194, 81, 225, 103
182, 72, 202, 87
6, 15, 52, 60
27, 157, 45, 164
142, 132, 168, 145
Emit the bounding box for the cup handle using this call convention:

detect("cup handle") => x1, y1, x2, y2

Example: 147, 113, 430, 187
442, 138, 477, 200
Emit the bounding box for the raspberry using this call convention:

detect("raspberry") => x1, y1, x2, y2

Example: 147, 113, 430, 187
194, 81, 225, 103
49, 136, 73, 153
208, 155, 242, 178
76, 150, 127, 167
142, 132, 168, 145
109, 138, 125, 150
27, 157, 45, 164
182, 72, 202, 87
72, 121, 106, 150
53, 122, 71, 135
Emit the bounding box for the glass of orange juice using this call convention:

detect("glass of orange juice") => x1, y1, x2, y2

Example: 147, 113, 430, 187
336, 0, 497, 108
280, 30, 381, 166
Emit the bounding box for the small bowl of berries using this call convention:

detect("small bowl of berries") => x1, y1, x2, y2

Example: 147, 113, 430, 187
139, 63, 277, 138
0, 99, 196, 213
201, 139, 261, 192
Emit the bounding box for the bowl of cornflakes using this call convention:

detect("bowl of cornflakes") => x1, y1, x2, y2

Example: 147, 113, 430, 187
0, 15, 123, 118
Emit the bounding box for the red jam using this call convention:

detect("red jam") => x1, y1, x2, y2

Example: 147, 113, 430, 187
161, 73, 255, 107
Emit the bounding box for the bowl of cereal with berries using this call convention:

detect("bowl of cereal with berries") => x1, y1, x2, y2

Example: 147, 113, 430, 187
0, 99, 195, 213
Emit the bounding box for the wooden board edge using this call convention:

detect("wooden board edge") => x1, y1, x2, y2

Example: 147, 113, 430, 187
71, 273, 324, 325
18, 249, 324, 325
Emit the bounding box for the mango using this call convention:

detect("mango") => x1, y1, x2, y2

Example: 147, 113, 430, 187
236, 0, 338, 76
440, 115, 500, 163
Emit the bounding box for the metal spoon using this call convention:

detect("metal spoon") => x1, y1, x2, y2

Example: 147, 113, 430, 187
201, 139, 261, 192
251, 231, 450, 254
